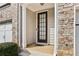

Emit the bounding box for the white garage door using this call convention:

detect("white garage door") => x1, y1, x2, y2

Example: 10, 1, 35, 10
0, 22, 12, 43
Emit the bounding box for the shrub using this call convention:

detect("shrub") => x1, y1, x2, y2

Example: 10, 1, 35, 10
0, 42, 19, 56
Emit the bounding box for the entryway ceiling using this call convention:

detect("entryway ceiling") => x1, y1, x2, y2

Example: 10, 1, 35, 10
26, 3, 54, 12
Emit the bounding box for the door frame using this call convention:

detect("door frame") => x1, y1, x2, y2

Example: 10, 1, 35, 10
36, 10, 48, 45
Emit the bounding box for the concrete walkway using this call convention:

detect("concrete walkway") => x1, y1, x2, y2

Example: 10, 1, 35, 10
19, 49, 53, 56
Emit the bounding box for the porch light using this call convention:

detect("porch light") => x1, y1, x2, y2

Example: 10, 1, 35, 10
40, 3, 44, 6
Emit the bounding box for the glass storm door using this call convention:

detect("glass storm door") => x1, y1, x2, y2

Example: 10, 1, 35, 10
38, 11, 47, 43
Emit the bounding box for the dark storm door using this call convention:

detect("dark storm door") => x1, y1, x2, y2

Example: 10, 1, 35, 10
38, 11, 47, 43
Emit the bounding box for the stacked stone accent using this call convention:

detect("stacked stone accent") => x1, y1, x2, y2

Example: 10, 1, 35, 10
0, 4, 18, 43
57, 3, 74, 56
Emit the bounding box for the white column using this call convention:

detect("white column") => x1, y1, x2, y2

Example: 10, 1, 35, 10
22, 4, 27, 48
18, 3, 21, 47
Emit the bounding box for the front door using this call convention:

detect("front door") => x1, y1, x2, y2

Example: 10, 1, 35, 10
38, 11, 47, 43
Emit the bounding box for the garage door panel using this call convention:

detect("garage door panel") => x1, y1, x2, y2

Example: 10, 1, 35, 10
0, 31, 5, 43
0, 23, 12, 43
0, 25, 5, 31
5, 31, 12, 42
5, 24, 12, 30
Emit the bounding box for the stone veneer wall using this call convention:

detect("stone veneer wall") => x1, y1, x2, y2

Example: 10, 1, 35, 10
0, 3, 18, 43
57, 3, 74, 56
